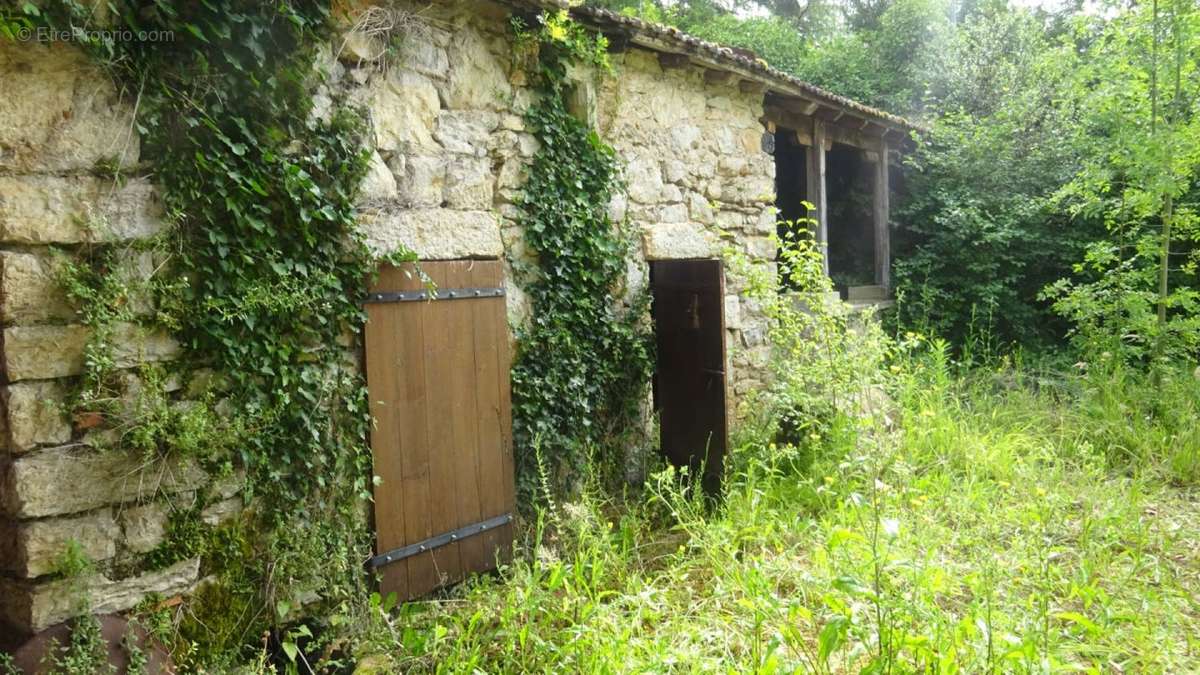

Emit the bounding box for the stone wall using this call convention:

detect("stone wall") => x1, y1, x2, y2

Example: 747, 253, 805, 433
0, 40, 239, 636
339, 0, 775, 406
0, 0, 777, 637
596, 49, 776, 401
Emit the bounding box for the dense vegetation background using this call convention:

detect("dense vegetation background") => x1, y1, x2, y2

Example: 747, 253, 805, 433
596, 0, 1199, 358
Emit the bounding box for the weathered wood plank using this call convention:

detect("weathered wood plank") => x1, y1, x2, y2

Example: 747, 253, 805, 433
467, 262, 510, 567
417, 263, 464, 593
365, 268, 411, 600
444, 262, 487, 578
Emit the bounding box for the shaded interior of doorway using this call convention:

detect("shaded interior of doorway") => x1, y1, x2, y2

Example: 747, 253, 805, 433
773, 128, 878, 294
650, 259, 727, 495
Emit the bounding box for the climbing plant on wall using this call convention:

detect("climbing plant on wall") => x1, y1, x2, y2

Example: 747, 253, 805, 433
509, 11, 654, 502
22, 0, 412, 668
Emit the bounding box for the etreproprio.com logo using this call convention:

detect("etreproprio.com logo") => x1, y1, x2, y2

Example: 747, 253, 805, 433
2, 19, 174, 44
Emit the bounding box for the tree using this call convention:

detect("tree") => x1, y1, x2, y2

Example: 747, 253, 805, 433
1045, 0, 1200, 365
892, 4, 1096, 347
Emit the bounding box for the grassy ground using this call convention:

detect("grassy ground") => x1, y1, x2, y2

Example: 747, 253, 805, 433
358, 347, 1200, 674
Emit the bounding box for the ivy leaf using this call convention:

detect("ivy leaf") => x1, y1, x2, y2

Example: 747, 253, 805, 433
184, 23, 209, 43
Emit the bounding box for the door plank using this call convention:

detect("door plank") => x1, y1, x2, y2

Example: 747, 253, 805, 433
444, 262, 487, 577
419, 263, 465, 590
364, 275, 409, 599
467, 261, 509, 567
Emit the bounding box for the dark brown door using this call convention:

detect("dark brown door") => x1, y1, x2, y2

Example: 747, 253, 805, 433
363, 260, 514, 600
650, 259, 727, 493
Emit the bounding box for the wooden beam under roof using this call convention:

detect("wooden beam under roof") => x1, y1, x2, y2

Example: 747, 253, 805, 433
738, 79, 766, 94
704, 68, 735, 85
658, 52, 690, 69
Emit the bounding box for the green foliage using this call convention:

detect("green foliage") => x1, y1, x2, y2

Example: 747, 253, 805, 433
509, 12, 653, 501
892, 5, 1099, 349
51, 540, 95, 580
1042, 0, 1200, 367
25, 0, 410, 667
360, 347, 1200, 672
724, 222, 894, 470
42, 616, 113, 675
143, 502, 211, 571
675, 12, 813, 75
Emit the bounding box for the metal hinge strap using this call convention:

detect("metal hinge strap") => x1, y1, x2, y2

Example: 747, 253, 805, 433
365, 287, 505, 303
369, 513, 513, 569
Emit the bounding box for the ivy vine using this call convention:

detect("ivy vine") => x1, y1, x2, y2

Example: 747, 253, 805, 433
22, 0, 411, 668
509, 12, 653, 501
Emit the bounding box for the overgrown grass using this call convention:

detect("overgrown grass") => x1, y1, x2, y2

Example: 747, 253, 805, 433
358, 348, 1199, 673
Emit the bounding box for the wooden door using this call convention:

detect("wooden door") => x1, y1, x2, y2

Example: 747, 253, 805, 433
650, 259, 728, 494
364, 260, 514, 600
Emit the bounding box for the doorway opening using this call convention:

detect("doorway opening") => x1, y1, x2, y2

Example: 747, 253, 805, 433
649, 259, 727, 495
773, 127, 810, 288
826, 142, 876, 292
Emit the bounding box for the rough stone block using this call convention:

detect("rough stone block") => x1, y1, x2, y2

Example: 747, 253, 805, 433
744, 235, 776, 261
393, 154, 446, 208
368, 70, 440, 151
0, 41, 140, 172
641, 223, 716, 260
496, 158, 527, 192
201, 497, 242, 526
434, 110, 498, 156
658, 203, 688, 224
358, 150, 397, 205
0, 176, 163, 245
0, 251, 76, 324
3, 446, 207, 518
669, 125, 702, 153
724, 296, 742, 329
663, 160, 687, 184
4, 382, 71, 453
119, 501, 169, 554
442, 157, 494, 209
688, 192, 715, 225
444, 27, 510, 110
2, 325, 90, 381
625, 156, 664, 204
361, 209, 502, 260
0, 557, 199, 634
401, 36, 450, 79
0, 510, 119, 578
209, 468, 246, 500
752, 207, 778, 234
335, 31, 386, 65
2, 323, 178, 382
607, 194, 628, 224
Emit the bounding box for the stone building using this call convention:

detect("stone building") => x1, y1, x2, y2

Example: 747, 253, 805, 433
0, 0, 916, 639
